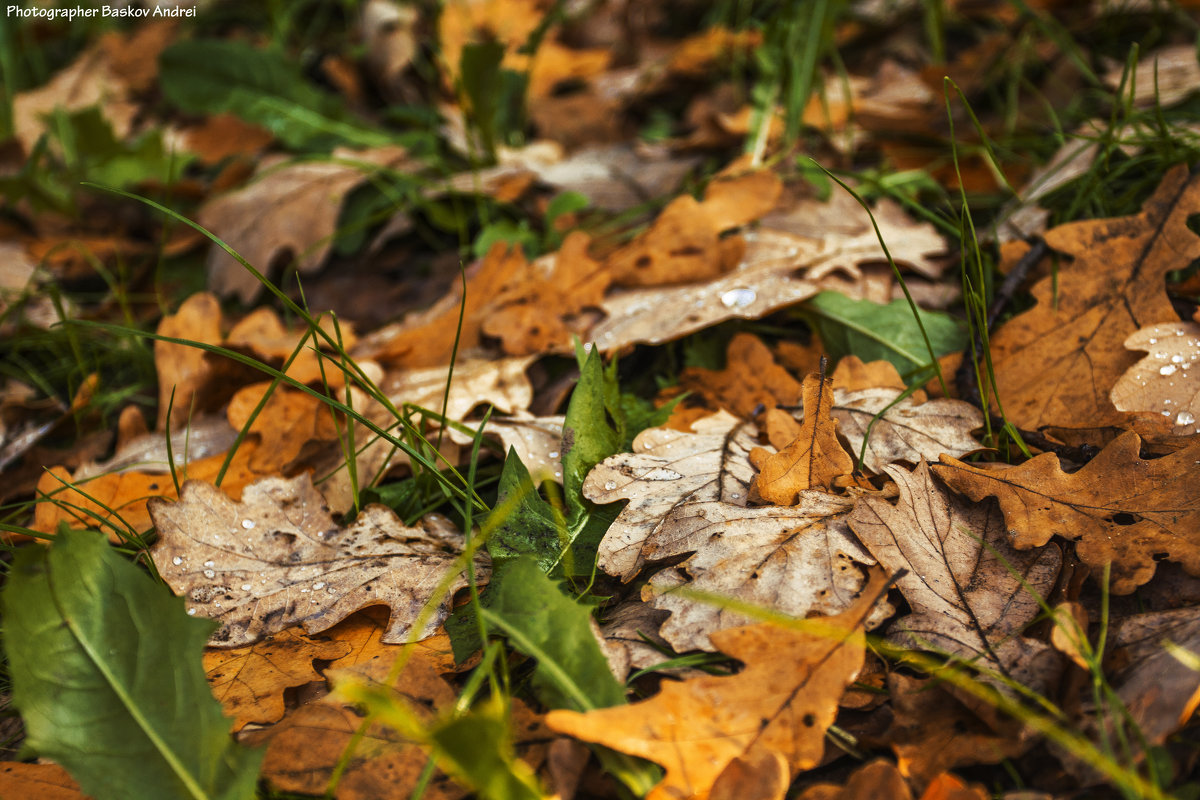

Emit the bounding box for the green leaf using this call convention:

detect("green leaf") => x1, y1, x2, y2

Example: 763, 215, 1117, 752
489, 447, 567, 573
561, 344, 624, 514
478, 557, 626, 711
802, 291, 967, 379
430, 695, 545, 800
3, 528, 262, 800
159, 40, 392, 151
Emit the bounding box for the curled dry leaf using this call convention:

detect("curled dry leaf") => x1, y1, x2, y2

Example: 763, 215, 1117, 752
546, 573, 890, 800
848, 462, 1062, 692
582, 410, 761, 580
933, 432, 1200, 594
200, 147, 410, 303
204, 627, 352, 731
224, 306, 359, 386
149, 473, 488, 647
751, 371, 864, 504
1110, 321, 1200, 434
645, 492, 884, 652
985, 165, 1200, 432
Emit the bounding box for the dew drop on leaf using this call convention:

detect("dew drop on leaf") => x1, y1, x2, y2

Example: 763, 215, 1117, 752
172, 556, 183, 566
1178, 411, 1196, 426
720, 287, 757, 309
242, 519, 255, 529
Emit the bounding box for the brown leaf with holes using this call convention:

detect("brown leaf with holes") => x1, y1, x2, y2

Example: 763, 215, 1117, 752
848, 461, 1062, 693
1110, 321, 1200, 435
985, 165, 1200, 433
204, 627, 351, 731
148, 473, 489, 647
200, 147, 410, 303
677, 332, 803, 417
933, 432, 1200, 593
605, 195, 732, 287
751, 371, 863, 504
546, 572, 890, 800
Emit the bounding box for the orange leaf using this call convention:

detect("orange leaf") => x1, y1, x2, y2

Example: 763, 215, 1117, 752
0, 762, 88, 800
545, 572, 890, 800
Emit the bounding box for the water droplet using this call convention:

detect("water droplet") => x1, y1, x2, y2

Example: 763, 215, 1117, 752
1172, 355, 1184, 363
186, 608, 197, 616
300, 588, 309, 593
604, 480, 617, 491
1162, 410, 1173, 416
1149, 337, 1158, 344
720, 287, 757, 309
316, 531, 324, 537
242, 519, 256, 529
203, 569, 215, 578
313, 582, 325, 590
172, 556, 183, 566
203, 560, 214, 568
213, 602, 221, 608
1160, 364, 1177, 376
241, 583, 252, 591
554, 470, 562, 478
548, 451, 559, 458
730, 492, 742, 500
1178, 411, 1196, 426
327, 587, 337, 594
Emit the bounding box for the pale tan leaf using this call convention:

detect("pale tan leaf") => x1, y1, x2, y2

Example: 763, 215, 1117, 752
581, 410, 761, 580
149, 474, 488, 647
848, 461, 1061, 690
828, 388, 984, 473
1110, 321, 1200, 434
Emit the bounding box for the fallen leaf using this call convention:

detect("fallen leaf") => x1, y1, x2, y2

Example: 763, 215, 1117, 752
1104, 44, 1200, 109
545, 572, 889, 800
0, 763, 88, 800
985, 165, 1200, 432
225, 306, 359, 386
883, 674, 1030, 786
644, 491, 883, 652
362, 0, 419, 101
582, 410, 762, 580
226, 384, 342, 473
830, 356, 909, 393
149, 474, 489, 647
323, 607, 457, 682
700, 164, 784, 231
605, 195, 733, 287
709, 750, 789, 800
1110, 321, 1200, 435
598, 599, 673, 681
848, 461, 1062, 691
444, 412, 564, 483
155, 291, 224, 431
797, 760, 986, 800
200, 147, 410, 302
677, 332, 803, 418
204, 627, 352, 730
933, 432, 1200, 593
751, 371, 862, 504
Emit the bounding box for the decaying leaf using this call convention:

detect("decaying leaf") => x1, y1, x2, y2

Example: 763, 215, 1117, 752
204, 627, 352, 730
645, 492, 884, 652
149, 474, 488, 647
849, 462, 1062, 690
582, 410, 761, 580
200, 147, 409, 302
598, 599, 674, 681
1110, 321, 1200, 435
751, 371, 862, 504
826, 389, 983, 473
226, 384, 342, 473
934, 433, 1200, 594
546, 573, 890, 800
985, 165, 1200, 432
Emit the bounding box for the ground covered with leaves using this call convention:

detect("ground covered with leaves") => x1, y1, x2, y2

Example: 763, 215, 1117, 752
3, 1, 1200, 799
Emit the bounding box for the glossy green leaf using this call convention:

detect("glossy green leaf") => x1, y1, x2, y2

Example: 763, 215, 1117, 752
3, 528, 262, 800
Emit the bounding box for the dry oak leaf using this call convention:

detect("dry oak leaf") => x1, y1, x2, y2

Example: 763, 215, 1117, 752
848, 462, 1062, 693
830, 355, 908, 393
322, 606, 457, 683
204, 627, 352, 731
700, 161, 785, 232
644, 490, 884, 652
825, 388, 983, 474
582, 410, 761, 580
444, 412, 564, 484
545, 572, 889, 800
155, 291, 224, 431
605, 194, 738, 287
1103, 606, 1200, 746
676, 332, 803, 418
985, 165, 1200, 432
480, 230, 611, 355
30, 442, 263, 538
226, 384, 342, 474
200, 147, 410, 303
148, 473, 489, 647
751, 371, 863, 504
224, 307, 359, 387
0, 762, 88, 800
933, 432, 1200, 594
1110, 321, 1200, 435
797, 760, 988, 800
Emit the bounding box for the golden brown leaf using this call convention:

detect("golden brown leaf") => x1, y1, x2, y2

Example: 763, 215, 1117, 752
796, 760, 912, 800
985, 165, 1200, 432
155, 292, 224, 431
1110, 321, 1200, 435
751, 372, 860, 504
546, 573, 890, 800
0, 762, 88, 800
204, 628, 352, 730
606, 195, 728, 287
677, 332, 803, 418
225, 384, 341, 474
933, 432, 1200, 593
149, 474, 488, 647
826, 390, 982, 473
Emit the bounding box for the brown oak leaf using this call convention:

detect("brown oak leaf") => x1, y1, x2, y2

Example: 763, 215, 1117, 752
985, 165, 1200, 432
1110, 321, 1200, 435
751, 371, 863, 504
933, 432, 1200, 593
204, 627, 352, 730
796, 760, 989, 800
149, 474, 489, 647
677, 332, 803, 418
848, 461, 1062, 693
0, 762, 88, 800
546, 572, 890, 800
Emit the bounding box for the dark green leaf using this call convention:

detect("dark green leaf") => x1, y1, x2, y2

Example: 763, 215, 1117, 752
489, 447, 567, 573
3, 528, 262, 800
